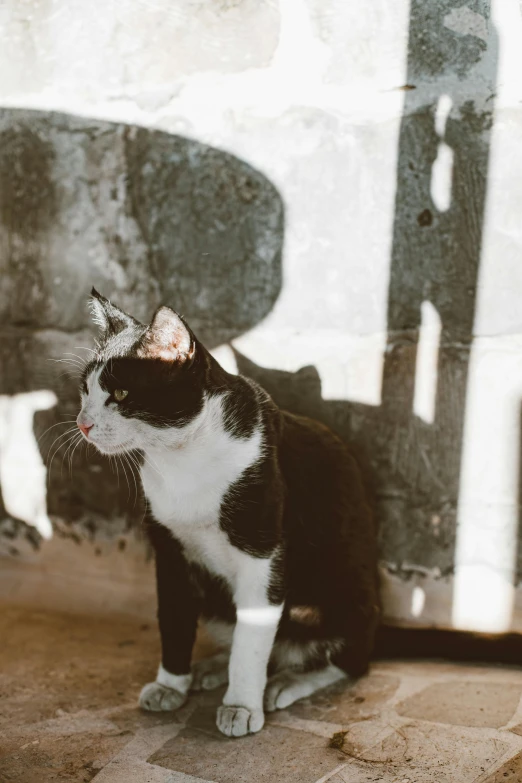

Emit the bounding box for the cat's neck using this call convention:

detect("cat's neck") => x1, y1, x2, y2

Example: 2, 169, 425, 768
142, 393, 221, 455
142, 348, 262, 459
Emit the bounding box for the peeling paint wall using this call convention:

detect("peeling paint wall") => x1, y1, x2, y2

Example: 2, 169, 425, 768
1, 0, 522, 631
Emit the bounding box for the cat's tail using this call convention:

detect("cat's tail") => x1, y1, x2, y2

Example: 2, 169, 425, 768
373, 624, 522, 666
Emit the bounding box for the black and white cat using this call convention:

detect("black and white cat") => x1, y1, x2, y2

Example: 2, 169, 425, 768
77, 289, 380, 737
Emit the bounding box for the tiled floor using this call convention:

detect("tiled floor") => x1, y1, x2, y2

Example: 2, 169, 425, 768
2, 605, 522, 783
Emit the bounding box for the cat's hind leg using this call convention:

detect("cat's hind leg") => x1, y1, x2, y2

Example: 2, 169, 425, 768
191, 652, 229, 691
264, 664, 345, 711
192, 618, 233, 691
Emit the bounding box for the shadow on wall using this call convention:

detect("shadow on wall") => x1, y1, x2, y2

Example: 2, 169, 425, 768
0, 111, 284, 542
381, 1, 498, 593
233, 0, 500, 625
0, 1, 503, 632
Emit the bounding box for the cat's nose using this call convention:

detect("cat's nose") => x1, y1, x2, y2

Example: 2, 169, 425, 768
78, 422, 94, 437
77, 413, 94, 437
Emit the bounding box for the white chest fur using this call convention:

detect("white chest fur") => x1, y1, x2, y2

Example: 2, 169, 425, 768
140, 395, 263, 585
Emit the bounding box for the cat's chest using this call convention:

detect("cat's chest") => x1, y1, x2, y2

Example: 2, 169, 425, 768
140, 427, 262, 579
142, 457, 226, 527
172, 522, 246, 586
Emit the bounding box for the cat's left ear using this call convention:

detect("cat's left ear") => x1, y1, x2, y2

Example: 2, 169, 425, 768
138, 306, 195, 364
89, 288, 140, 337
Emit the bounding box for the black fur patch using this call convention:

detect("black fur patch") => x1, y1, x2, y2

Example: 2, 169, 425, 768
267, 544, 287, 605
97, 355, 205, 429
220, 376, 259, 440
145, 516, 200, 675
189, 564, 237, 624
219, 457, 284, 558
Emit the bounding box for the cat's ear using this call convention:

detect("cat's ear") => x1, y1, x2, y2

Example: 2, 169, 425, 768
89, 288, 140, 337
138, 306, 195, 364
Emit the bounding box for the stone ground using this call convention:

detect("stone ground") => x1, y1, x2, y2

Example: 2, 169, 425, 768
2, 605, 522, 783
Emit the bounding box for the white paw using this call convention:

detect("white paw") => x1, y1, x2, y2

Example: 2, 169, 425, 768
138, 681, 187, 712
216, 704, 265, 737
264, 671, 305, 712
191, 653, 229, 691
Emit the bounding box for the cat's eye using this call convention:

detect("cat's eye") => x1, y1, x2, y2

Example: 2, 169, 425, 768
113, 389, 129, 402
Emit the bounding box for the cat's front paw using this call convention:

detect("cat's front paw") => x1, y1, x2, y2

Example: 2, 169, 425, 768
216, 704, 264, 737
139, 681, 187, 712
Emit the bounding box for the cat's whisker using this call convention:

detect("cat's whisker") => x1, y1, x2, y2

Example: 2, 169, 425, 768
125, 450, 140, 473
48, 356, 82, 364
48, 428, 80, 462
122, 452, 139, 508
47, 429, 82, 481
127, 456, 138, 507
127, 452, 147, 498
66, 432, 84, 476
110, 455, 121, 488
45, 426, 78, 460
49, 358, 84, 369
62, 432, 83, 477
117, 453, 132, 502
37, 419, 77, 443
55, 368, 83, 380
74, 436, 87, 468
115, 456, 122, 488
141, 453, 166, 482
50, 363, 84, 380
64, 351, 87, 361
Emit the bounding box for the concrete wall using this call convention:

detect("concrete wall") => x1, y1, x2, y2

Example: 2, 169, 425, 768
1, 0, 522, 632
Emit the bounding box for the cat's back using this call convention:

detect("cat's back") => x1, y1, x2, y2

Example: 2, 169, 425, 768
279, 410, 362, 489
277, 410, 372, 540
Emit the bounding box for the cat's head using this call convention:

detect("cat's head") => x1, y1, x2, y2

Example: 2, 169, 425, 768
76, 289, 205, 454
